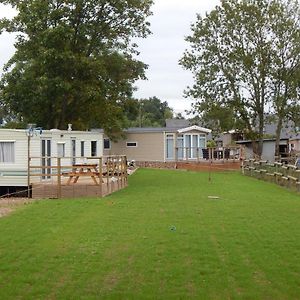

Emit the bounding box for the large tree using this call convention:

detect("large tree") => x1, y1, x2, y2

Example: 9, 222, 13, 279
268, 0, 300, 156
123, 96, 174, 127
0, 0, 153, 136
180, 0, 300, 158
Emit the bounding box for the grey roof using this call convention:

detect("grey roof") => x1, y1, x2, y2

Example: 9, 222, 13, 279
263, 120, 300, 139
165, 119, 190, 128
93, 119, 207, 135
124, 127, 171, 133
236, 138, 289, 144
93, 127, 190, 134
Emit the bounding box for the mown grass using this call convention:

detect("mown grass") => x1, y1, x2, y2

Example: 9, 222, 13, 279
0, 169, 300, 299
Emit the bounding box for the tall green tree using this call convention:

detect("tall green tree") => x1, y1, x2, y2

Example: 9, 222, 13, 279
180, 0, 300, 158
123, 96, 174, 127
0, 0, 153, 137
268, 0, 300, 155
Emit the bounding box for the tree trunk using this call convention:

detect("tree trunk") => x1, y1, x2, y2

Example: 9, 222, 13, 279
274, 116, 283, 158
256, 113, 264, 159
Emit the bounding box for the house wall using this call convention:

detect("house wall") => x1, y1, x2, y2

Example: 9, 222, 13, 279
0, 130, 30, 187
104, 132, 165, 162
103, 129, 210, 162
222, 133, 232, 147
0, 129, 103, 187
290, 139, 300, 152
262, 142, 276, 162
242, 140, 288, 162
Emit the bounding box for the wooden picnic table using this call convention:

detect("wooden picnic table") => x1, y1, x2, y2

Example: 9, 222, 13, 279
66, 164, 99, 185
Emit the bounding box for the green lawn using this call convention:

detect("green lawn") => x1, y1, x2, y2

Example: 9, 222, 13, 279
0, 169, 300, 299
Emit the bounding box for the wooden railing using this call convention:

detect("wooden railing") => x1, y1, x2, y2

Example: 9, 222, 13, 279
28, 155, 128, 198
174, 146, 242, 162
243, 159, 300, 192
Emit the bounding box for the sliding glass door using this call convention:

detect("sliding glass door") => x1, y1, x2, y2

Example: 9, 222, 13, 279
184, 134, 206, 159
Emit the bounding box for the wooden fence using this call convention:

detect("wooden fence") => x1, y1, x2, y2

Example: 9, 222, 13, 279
28, 155, 128, 199
243, 159, 300, 192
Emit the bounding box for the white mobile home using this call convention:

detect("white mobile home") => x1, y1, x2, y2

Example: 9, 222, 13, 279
0, 128, 103, 190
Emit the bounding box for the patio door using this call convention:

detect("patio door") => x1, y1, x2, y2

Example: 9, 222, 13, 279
177, 135, 184, 159
71, 138, 76, 165
192, 135, 198, 159
41, 139, 51, 179
199, 136, 206, 158
184, 134, 199, 159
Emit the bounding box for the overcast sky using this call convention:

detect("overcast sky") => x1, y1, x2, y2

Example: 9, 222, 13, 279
0, 0, 221, 115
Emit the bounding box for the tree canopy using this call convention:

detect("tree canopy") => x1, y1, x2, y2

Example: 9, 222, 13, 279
180, 0, 300, 157
0, 0, 153, 137
123, 96, 174, 128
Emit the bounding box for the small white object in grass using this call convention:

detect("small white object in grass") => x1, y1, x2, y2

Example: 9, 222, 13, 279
208, 196, 220, 199
170, 225, 176, 231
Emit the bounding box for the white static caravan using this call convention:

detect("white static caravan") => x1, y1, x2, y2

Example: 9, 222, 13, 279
0, 128, 103, 190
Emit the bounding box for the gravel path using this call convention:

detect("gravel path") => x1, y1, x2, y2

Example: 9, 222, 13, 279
0, 198, 36, 218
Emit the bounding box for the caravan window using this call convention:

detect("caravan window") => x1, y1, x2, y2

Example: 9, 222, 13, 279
0, 141, 15, 163
57, 143, 65, 157
91, 141, 97, 156
81, 141, 85, 157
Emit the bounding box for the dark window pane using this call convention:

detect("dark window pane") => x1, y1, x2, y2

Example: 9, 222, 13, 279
91, 141, 97, 156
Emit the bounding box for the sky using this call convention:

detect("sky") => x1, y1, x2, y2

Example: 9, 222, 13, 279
0, 0, 221, 115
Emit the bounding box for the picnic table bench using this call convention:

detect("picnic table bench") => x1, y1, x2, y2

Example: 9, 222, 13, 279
65, 164, 100, 185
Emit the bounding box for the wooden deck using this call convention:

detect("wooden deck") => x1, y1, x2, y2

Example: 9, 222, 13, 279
31, 177, 127, 199
29, 155, 128, 199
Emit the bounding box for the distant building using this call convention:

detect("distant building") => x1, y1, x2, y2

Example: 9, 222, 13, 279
96, 119, 212, 163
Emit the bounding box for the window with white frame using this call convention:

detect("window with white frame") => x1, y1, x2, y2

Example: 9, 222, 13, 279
91, 141, 97, 156
0, 141, 15, 163
57, 143, 65, 157
126, 142, 137, 147
177, 134, 184, 159
81, 141, 85, 157
166, 134, 174, 159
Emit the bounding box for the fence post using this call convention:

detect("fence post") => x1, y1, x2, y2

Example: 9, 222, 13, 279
57, 157, 61, 199
121, 156, 127, 188
27, 135, 31, 198
117, 157, 120, 191
106, 157, 110, 195
99, 157, 103, 197
125, 156, 128, 186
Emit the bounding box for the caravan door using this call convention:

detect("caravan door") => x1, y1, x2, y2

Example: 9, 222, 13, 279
41, 139, 51, 179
